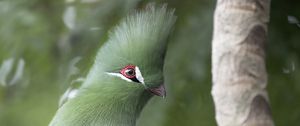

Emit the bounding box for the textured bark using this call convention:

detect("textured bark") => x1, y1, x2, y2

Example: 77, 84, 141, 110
211, 0, 274, 126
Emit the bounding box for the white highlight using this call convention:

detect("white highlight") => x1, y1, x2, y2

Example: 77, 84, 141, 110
59, 88, 79, 107
63, 6, 76, 30
68, 89, 78, 99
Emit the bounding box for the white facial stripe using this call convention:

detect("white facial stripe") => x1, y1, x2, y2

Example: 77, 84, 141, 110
106, 72, 133, 82
135, 66, 145, 84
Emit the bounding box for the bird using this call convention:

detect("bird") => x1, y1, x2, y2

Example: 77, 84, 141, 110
49, 4, 176, 126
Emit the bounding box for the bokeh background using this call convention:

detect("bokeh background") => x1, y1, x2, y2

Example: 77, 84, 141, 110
0, 0, 299, 126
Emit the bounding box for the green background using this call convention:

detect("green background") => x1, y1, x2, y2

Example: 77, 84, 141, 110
0, 0, 299, 126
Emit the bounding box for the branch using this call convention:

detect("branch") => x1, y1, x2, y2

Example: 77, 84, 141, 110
211, 0, 274, 125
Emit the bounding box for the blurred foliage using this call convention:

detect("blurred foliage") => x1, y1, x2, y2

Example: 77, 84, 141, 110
0, 0, 299, 126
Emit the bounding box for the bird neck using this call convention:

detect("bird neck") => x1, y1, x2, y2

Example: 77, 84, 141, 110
50, 69, 153, 126
77, 83, 152, 126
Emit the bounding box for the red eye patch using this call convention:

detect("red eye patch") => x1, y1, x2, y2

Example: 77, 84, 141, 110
120, 65, 136, 79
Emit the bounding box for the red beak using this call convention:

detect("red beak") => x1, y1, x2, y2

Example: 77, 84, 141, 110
147, 84, 166, 97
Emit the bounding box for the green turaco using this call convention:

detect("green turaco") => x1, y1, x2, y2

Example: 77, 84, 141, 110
49, 4, 176, 126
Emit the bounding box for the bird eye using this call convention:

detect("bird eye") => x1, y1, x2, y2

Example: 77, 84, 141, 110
118, 64, 142, 83
120, 65, 136, 79
125, 68, 135, 76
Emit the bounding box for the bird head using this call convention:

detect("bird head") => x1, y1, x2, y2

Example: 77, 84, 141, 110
85, 4, 176, 98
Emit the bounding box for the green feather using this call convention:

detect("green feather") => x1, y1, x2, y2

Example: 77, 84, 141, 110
50, 4, 176, 126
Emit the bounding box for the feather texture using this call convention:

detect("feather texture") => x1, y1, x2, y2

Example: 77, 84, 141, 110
49, 4, 176, 126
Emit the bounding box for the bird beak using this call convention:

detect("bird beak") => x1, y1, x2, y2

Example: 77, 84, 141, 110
146, 84, 166, 98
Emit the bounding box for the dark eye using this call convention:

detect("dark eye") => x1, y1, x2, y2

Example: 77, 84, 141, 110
120, 64, 141, 83
120, 65, 136, 79
125, 68, 135, 76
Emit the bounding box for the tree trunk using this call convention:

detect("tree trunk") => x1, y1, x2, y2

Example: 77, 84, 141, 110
211, 0, 274, 126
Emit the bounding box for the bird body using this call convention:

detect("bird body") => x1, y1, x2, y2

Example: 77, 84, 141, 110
50, 4, 176, 126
